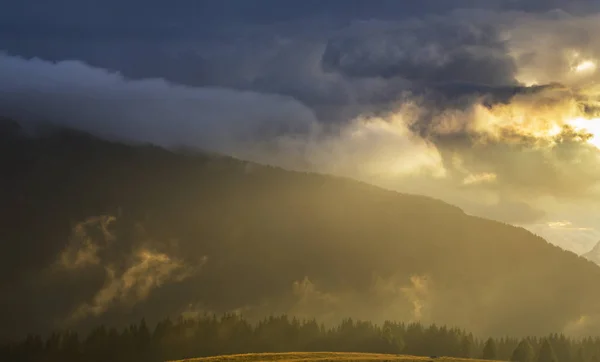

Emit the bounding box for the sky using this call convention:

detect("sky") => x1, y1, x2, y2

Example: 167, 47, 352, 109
2, 0, 600, 254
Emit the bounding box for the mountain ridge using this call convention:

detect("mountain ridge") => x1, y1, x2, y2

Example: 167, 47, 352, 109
1, 119, 600, 339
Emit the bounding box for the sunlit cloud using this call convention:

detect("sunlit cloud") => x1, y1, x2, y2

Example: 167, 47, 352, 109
573, 60, 597, 73
547, 220, 593, 230
56, 215, 116, 270
68, 248, 200, 322
463, 172, 497, 186
467, 92, 598, 149
399, 275, 431, 322
569, 117, 600, 148
52, 215, 204, 324
270, 103, 448, 182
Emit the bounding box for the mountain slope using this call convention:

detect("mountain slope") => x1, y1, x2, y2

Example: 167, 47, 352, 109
1, 120, 600, 339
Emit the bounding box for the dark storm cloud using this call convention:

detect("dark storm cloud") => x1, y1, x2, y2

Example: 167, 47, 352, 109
321, 16, 518, 86
0, 53, 319, 157
2, 1, 596, 114
3, 1, 600, 201
2, 1, 598, 34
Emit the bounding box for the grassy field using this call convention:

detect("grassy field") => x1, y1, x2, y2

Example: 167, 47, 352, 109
169, 352, 502, 362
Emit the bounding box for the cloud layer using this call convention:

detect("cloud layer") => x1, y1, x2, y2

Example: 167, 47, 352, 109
3, 5, 600, 246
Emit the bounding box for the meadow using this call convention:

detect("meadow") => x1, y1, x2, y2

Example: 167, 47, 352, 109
172, 352, 502, 362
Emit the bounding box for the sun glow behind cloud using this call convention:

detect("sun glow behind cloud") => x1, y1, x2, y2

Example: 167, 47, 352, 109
573, 60, 597, 73
568, 117, 600, 148
321, 85, 600, 194
464, 94, 600, 150
568, 50, 598, 74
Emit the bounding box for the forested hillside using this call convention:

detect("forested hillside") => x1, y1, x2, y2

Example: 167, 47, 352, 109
1, 119, 600, 340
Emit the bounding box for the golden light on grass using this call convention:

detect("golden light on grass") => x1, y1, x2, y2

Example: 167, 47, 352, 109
169, 352, 504, 362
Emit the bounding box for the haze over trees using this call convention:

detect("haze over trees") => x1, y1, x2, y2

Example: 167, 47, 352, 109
511, 339, 535, 362
2, 314, 600, 362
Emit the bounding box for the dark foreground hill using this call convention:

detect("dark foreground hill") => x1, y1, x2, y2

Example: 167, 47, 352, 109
1, 119, 600, 339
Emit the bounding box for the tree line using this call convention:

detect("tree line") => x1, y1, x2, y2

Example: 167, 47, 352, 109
2, 314, 600, 362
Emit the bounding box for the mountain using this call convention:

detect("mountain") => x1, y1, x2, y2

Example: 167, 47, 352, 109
582, 241, 600, 265
1, 119, 600, 340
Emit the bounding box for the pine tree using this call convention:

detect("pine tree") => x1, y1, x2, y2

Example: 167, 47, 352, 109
62, 330, 82, 361
483, 338, 498, 360
512, 339, 534, 362
136, 318, 152, 360
460, 335, 474, 358
537, 339, 558, 362
574, 347, 586, 362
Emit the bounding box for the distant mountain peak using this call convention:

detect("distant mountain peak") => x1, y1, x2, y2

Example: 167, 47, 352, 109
582, 241, 600, 265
